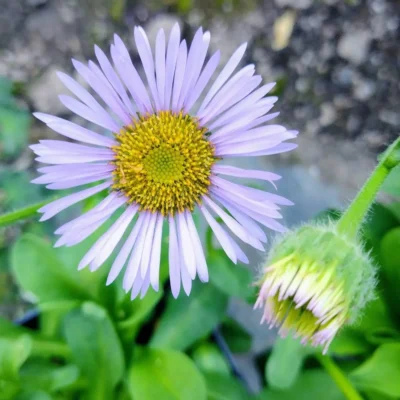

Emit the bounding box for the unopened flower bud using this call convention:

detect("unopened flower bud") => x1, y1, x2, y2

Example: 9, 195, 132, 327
254, 224, 376, 353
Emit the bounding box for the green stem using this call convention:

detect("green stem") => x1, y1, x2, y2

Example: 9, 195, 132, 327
316, 354, 363, 400
0, 198, 54, 228
31, 339, 71, 359
337, 137, 400, 239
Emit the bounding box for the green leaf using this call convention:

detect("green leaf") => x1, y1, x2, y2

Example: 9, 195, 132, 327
354, 295, 400, 345
203, 372, 248, 400
11, 233, 90, 303
19, 361, 79, 392
329, 328, 372, 356
128, 347, 206, 400
192, 343, 230, 376
0, 336, 32, 400
0, 316, 70, 360
63, 302, 125, 399
379, 227, 400, 323
208, 251, 254, 300
220, 318, 252, 353
362, 203, 399, 259
350, 343, 400, 397
14, 391, 53, 400
150, 282, 228, 351
266, 336, 313, 390
117, 288, 163, 342
381, 165, 400, 197
256, 370, 345, 400
0, 336, 32, 381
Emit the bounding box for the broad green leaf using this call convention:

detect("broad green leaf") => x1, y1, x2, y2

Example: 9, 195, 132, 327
203, 372, 248, 400
354, 295, 400, 344
0, 336, 32, 399
208, 251, 254, 300
385, 202, 400, 222
15, 391, 53, 400
150, 282, 228, 350
128, 347, 206, 400
117, 288, 163, 342
381, 165, 400, 197
221, 318, 252, 353
330, 328, 372, 356
19, 361, 79, 393
0, 336, 32, 380
362, 203, 398, 259
266, 336, 313, 390
11, 234, 90, 303
379, 227, 400, 322
365, 390, 394, 400
63, 302, 124, 399
350, 343, 400, 397
192, 343, 230, 376
256, 370, 345, 400
0, 317, 70, 360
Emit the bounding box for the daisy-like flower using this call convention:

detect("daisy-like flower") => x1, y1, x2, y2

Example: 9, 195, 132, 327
254, 225, 376, 353
31, 24, 297, 299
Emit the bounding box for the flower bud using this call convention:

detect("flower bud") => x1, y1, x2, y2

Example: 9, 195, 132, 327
254, 224, 376, 353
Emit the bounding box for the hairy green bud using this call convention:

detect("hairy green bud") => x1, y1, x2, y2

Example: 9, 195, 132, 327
254, 224, 376, 353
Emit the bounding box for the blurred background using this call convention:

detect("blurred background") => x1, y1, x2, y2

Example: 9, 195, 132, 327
0, 0, 400, 398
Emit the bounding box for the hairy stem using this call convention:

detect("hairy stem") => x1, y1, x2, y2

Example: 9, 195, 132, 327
337, 137, 400, 239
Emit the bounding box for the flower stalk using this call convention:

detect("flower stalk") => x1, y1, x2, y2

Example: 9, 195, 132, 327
316, 354, 363, 400
337, 137, 400, 239
0, 198, 55, 228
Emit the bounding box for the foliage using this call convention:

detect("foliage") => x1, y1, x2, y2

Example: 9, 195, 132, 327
2, 125, 400, 398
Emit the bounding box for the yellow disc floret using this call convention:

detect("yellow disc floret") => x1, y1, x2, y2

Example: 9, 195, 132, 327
112, 111, 215, 215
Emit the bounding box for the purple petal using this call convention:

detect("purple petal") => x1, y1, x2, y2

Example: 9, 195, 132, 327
107, 211, 145, 285
94, 45, 136, 115
38, 181, 112, 221
134, 26, 160, 110
123, 212, 151, 291
150, 214, 164, 290
203, 195, 263, 251
59, 95, 120, 132
164, 23, 181, 110
184, 50, 220, 112
140, 212, 158, 279
198, 43, 247, 114
199, 205, 237, 264
155, 29, 166, 110
168, 215, 182, 298
171, 40, 187, 112
177, 212, 196, 279
185, 211, 209, 282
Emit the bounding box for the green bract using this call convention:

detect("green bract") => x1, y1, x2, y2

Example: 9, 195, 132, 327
255, 224, 376, 353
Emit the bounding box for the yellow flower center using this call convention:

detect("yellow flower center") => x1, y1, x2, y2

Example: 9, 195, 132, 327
112, 111, 215, 215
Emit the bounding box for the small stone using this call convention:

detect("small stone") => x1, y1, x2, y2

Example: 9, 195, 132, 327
28, 66, 87, 115
319, 103, 337, 127
353, 78, 376, 101
379, 110, 400, 127
337, 30, 372, 65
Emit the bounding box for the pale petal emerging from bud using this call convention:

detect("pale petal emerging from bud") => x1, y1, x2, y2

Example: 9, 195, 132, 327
255, 225, 376, 353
